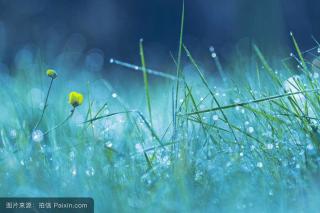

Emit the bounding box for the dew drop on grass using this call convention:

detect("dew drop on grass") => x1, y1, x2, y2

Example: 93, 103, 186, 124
9, 129, 17, 139
71, 167, 77, 176
141, 173, 152, 186
239, 152, 244, 157
313, 72, 319, 79
135, 143, 144, 153
307, 144, 314, 150
266, 144, 274, 150
212, 115, 219, 121
318, 47, 320, 54
85, 167, 95, 177
69, 151, 75, 160
247, 127, 254, 134
109, 58, 114, 63
269, 190, 273, 196
195, 170, 203, 181
211, 52, 217, 58
112, 93, 117, 98
104, 142, 113, 149
32, 130, 43, 143
257, 162, 263, 168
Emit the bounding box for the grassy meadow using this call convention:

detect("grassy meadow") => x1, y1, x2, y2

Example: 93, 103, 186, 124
1, 11, 320, 212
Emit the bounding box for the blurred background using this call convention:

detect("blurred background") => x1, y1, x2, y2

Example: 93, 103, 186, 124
0, 0, 319, 74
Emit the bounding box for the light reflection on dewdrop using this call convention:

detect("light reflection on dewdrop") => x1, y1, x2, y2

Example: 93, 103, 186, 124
109, 58, 182, 81
32, 130, 44, 143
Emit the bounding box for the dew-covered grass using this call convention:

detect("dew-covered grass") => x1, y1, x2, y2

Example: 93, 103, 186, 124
2, 17, 320, 213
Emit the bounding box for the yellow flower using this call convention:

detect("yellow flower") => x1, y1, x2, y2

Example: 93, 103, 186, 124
46, 69, 57, 79
68, 91, 84, 108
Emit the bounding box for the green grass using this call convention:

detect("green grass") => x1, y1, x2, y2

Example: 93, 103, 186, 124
1, 19, 320, 212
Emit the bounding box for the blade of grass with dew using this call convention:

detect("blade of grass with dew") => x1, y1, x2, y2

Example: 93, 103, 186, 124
84, 111, 136, 123
110, 59, 180, 81
183, 45, 239, 142
139, 39, 153, 127
212, 51, 227, 84
135, 111, 163, 147
185, 88, 320, 115
174, 0, 185, 128
256, 62, 261, 90
290, 32, 308, 71
253, 44, 282, 87
184, 84, 211, 145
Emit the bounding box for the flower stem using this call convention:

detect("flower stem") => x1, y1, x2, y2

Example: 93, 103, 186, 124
34, 78, 54, 130
43, 108, 75, 136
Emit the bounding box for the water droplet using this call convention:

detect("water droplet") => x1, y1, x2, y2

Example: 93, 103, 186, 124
112, 93, 117, 98
9, 129, 17, 139
71, 167, 77, 176
32, 130, 43, 143
257, 162, 263, 168
212, 115, 219, 121
104, 142, 113, 148
307, 144, 314, 150
266, 143, 274, 150
269, 190, 273, 196
69, 151, 75, 160
314, 72, 319, 79
135, 143, 144, 153
247, 127, 254, 134
109, 58, 114, 63
195, 171, 203, 181
317, 47, 320, 54
239, 152, 244, 157
211, 52, 217, 58
85, 167, 95, 176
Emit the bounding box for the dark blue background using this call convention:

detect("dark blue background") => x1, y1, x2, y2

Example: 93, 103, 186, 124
0, 0, 319, 69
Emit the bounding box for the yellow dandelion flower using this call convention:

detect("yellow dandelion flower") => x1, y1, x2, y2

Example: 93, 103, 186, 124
68, 91, 84, 108
46, 69, 57, 79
